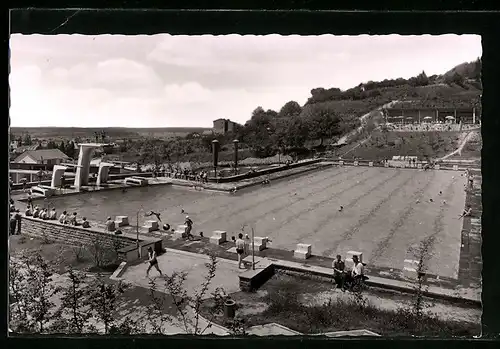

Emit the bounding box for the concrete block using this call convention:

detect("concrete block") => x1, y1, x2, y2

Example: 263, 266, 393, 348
345, 258, 355, 270
384, 162, 389, 168
294, 243, 312, 259
453, 165, 459, 171
212, 230, 227, 241
339, 161, 344, 166
345, 251, 363, 270
404, 259, 419, 270
210, 236, 223, 245
417, 164, 422, 169
115, 216, 129, 227
403, 267, 419, 280
346, 251, 363, 263
435, 164, 440, 170
354, 161, 359, 166
173, 230, 187, 239
252, 237, 268, 251
210, 230, 227, 245
368, 162, 373, 167
143, 220, 159, 232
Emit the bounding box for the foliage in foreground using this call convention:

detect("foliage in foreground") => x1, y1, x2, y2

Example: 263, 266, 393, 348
260, 273, 478, 337
9, 250, 241, 335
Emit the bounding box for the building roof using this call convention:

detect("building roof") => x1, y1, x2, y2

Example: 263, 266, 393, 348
14, 144, 40, 153
14, 149, 70, 163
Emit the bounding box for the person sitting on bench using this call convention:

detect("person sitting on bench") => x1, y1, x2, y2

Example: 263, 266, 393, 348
332, 254, 346, 290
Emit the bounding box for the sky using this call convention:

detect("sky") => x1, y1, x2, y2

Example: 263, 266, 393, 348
9, 34, 482, 128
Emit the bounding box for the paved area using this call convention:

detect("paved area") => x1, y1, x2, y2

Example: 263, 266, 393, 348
119, 249, 246, 300
30, 165, 468, 280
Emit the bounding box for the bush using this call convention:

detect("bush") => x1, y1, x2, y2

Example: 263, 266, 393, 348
71, 244, 85, 263
86, 234, 115, 269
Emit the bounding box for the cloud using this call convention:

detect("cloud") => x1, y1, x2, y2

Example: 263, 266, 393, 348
164, 82, 213, 104
9, 34, 482, 128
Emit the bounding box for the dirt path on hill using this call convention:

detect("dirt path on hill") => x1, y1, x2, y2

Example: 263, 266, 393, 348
440, 131, 474, 160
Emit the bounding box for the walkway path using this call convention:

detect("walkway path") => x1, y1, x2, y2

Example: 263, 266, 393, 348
440, 131, 475, 160
334, 100, 398, 147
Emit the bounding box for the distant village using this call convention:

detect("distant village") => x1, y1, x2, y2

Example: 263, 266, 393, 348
9, 118, 240, 185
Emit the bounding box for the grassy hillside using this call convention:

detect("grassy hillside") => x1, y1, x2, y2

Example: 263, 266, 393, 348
305, 59, 481, 121
332, 131, 464, 160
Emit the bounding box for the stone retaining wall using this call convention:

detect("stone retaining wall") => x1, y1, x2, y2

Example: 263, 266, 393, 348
20, 216, 138, 250
210, 159, 323, 183
239, 264, 276, 292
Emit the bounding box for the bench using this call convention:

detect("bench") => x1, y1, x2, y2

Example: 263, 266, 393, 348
115, 215, 129, 227
294, 243, 312, 259
210, 230, 227, 245
142, 220, 159, 232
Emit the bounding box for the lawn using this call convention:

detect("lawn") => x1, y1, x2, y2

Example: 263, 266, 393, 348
9, 235, 119, 274
200, 273, 481, 337
337, 131, 463, 160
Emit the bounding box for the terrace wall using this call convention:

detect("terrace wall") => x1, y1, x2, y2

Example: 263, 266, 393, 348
19, 216, 138, 250
209, 159, 323, 183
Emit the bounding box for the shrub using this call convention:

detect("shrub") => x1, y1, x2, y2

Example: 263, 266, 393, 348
86, 234, 114, 269
72, 244, 85, 263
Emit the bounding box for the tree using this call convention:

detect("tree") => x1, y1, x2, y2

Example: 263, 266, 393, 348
22, 133, 32, 146
86, 275, 127, 334
301, 104, 342, 147
274, 116, 309, 150
52, 266, 92, 334
46, 140, 58, 149
416, 71, 430, 86
58, 141, 67, 154
9, 251, 59, 333
278, 101, 302, 118
158, 253, 232, 335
